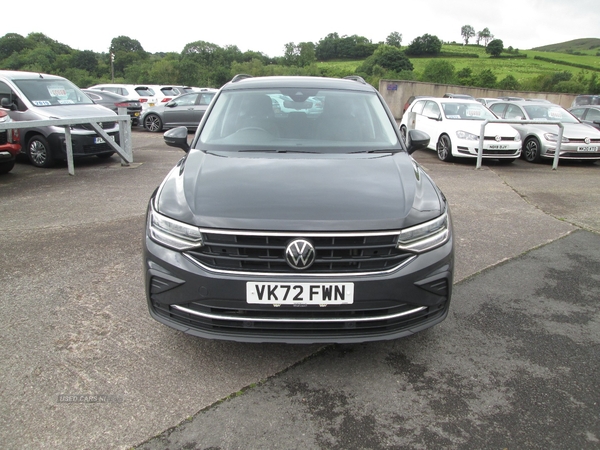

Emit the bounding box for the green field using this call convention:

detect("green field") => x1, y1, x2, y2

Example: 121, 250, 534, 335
318, 41, 600, 87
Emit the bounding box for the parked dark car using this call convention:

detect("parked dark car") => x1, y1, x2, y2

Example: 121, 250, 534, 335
141, 91, 216, 132
571, 95, 600, 108
83, 89, 142, 126
143, 75, 454, 344
569, 105, 600, 131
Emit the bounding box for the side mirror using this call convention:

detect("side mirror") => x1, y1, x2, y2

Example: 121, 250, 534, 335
166, 101, 177, 107
406, 129, 430, 154
163, 126, 190, 153
1, 97, 15, 111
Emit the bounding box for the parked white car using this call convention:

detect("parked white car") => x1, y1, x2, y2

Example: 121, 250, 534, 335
400, 98, 522, 163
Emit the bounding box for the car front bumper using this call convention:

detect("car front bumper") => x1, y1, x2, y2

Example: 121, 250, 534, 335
143, 223, 454, 344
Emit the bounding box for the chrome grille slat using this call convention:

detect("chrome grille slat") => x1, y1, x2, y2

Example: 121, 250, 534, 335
185, 230, 414, 275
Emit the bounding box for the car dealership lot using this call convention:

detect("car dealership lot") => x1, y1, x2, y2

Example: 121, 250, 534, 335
1, 130, 599, 449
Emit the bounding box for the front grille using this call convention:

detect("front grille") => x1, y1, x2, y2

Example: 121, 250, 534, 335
185, 232, 414, 274
152, 300, 447, 337
482, 149, 519, 155
72, 121, 117, 131
82, 142, 114, 153
483, 136, 517, 142
0, 130, 7, 145
568, 138, 600, 144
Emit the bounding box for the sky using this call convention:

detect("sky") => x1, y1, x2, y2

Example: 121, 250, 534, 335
4, 0, 600, 57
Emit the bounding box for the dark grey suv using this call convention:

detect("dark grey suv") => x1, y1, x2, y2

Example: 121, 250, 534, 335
143, 75, 454, 343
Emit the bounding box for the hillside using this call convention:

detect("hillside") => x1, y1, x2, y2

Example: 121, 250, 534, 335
532, 38, 600, 54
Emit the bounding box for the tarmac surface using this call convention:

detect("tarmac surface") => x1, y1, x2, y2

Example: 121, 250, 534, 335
0, 130, 599, 449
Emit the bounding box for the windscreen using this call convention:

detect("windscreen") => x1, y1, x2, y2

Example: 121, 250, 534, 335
442, 102, 497, 120
14, 78, 94, 107
197, 88, 400, 152
523, 105, 579, 123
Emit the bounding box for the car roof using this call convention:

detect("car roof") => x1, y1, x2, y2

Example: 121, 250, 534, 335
494, 100, 561, 107
0, 70, 66, 81
415, 97, 482, 104
221, 75, 376, 93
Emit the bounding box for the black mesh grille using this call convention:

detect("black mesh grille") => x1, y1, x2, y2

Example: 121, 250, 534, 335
152, 300, 447, 336
0, 130, 7, 145
185, 233, 413, 274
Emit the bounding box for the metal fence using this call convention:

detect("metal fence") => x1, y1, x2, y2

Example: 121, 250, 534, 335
476, 119, 564, 170
0, 108, 132, 175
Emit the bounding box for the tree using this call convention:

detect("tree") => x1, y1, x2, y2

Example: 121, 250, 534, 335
477, 28, 493, 47
486, 39, 504, 57
498, 74, 520, 91
315, 33, 340, 60
386, 32, 402, 47
71, 50, 98, 73
475, 69, 497, 88
357, 45, 413, 75
421, 60, 455, 84
0, 33, 29, 60
110, 36, 146, 55
456, 67, 475, 86
405, 34, 442, 56
461, 25, 475, 45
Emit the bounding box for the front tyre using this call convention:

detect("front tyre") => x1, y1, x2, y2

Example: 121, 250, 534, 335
144, 114, 163, 133
523, 137, 542, 163
0, 160, 15, 174
436, 134, 454, 162
27, 135, 54, 168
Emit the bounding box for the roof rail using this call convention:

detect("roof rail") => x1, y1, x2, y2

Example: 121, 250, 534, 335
343, 75, 366, 85
231, 74, 253, 83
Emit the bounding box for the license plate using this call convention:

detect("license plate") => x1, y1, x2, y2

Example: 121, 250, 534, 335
149, 103, 155, 107
94, 137, 105, 144
488, 145, 508, 149
577, 146, 598, 152
246, 282, 354, 305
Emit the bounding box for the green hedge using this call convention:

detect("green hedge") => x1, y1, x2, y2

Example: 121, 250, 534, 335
533, 55, 600, 72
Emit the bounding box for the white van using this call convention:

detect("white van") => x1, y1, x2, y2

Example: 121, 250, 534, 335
0, 70, 120, 168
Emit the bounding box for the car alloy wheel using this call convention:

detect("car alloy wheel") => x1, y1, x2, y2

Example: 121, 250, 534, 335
144, 114, 163, 133
436, 135, 454, 162
523, 137, 542, 163
27, 135, 54, 168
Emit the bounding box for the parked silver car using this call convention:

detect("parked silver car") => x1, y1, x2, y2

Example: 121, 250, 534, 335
141, 91, 216, 132
489, 100, 600, 163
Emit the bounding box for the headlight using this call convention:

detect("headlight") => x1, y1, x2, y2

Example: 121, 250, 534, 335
397, 211, 450, 253
514, 134, 521, 142
456, 130, 478, 141
544, 133, 569, 143
148, 205, 203, 251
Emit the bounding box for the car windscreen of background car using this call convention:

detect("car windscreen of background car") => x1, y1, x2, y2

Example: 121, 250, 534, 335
198, 89, 399, 152
13, 79, 94, 107
442, 102, 496, 120
523, 105, 579, 123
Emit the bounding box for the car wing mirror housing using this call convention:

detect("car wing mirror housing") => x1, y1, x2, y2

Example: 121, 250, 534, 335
406, 129, 430, 154
163, 126, 190, 153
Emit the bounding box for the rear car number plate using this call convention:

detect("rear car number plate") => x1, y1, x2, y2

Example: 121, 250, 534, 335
246, 282, 354, 305
577, 146, 598, 152
94, 137, 105, 144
